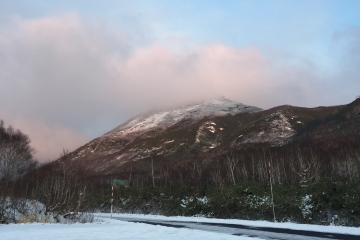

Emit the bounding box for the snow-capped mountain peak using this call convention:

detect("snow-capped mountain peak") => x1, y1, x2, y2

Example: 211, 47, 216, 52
106, 98, 261, 137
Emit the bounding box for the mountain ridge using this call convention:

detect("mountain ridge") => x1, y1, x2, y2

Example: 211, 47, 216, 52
104, 98, 261, 137
56, 98, 360, 176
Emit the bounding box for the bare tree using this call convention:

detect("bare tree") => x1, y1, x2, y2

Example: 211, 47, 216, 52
28, 162, 89, 222
60, 148, 69, 158
226, 153, 239, 185
151, 156, 156, 187
0, 120, 37, 223
210, 169, 224, 188
290, 149, 321, 186
0, 120, 36, 181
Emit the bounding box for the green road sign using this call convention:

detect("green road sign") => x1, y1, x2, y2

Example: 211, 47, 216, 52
112, 179, 130, 187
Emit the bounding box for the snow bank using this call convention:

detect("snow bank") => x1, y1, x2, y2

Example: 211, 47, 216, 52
97, 213, 360, 236
0, 217, 258, 240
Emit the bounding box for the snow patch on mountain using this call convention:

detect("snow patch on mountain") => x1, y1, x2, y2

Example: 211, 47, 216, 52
106, 98, 261, 138
242, 111, 295, 145
194, 121, 222, 151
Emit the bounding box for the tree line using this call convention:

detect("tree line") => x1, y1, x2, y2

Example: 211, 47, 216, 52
2, 119, 360, 226
110, 136, 360, 189
0, 120, 93, 223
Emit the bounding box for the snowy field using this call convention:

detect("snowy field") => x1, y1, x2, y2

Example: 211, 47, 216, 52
0, 217, 257, 240
2, 213, 360, 240
97, 213, 360, 236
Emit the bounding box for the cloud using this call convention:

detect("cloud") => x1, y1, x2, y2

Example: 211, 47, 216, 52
329, 27, 360, 102
118, 45, 271, 109
0, 112, 89, 162
115, 43, 328, 109
1, 14, 359, 161
0, 14, 129, 128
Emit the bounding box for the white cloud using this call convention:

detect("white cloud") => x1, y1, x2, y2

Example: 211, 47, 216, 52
1, 14, 359, 161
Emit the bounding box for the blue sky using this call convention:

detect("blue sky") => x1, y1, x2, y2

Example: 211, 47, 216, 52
1, 0, 360, 161
1, 1, 358, 88
2, 1, 360, 57
1, 1, 359, 73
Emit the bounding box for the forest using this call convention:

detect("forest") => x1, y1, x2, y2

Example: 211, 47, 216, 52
1, 117, 360, 226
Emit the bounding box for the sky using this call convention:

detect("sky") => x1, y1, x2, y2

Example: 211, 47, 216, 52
1, 0, 360, 162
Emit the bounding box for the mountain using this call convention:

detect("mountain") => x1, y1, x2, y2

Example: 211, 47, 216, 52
57, 97, 360, 176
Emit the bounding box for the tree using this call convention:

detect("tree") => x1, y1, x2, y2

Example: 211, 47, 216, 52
289, 149, 320, 186
31, 163, 89, 222
0, 120, 37, 223
0, 120, 36, 182
225, 152, 239, 185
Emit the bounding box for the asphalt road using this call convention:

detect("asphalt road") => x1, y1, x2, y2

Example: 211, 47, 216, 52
109, 216, 360, 240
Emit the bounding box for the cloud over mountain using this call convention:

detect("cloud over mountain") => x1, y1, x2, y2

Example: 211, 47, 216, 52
1, 14, 359, 161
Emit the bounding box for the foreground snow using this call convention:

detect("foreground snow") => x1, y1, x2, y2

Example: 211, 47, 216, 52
0, 217, 258, 240
2, 213, 360, 240
98, 213, 360, 236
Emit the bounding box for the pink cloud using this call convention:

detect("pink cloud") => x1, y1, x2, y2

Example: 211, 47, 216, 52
1, 112, 89, 162
117, 44, 276, 110
2, 14, 356, 160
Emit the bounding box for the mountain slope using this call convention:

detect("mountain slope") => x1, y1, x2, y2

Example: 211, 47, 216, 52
60, 98, 260, 173
58, 98, 360, 176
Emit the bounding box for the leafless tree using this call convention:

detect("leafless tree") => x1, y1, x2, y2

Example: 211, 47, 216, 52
210, 169, 224, 188
0, 121, 36, 181
225, 153, 239, 185
150, 156, 156, 187
290, 149, 321, 186
0, 120, 37, 223
28, 162, 89, 222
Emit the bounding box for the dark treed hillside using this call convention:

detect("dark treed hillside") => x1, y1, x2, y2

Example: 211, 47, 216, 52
54, 98, 360, 179
3, 98, 360, 226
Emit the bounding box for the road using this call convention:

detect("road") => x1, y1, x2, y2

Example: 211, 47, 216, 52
109, 216, 360, 240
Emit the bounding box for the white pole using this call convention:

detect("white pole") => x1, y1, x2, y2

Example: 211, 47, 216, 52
268, 159, 276, 222
111, 182, 114, 219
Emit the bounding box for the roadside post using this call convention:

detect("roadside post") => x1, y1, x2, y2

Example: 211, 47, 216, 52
110, 181, 114, 219
110, 179, 129, 219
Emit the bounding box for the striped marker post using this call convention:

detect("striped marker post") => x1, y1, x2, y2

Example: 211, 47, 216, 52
268, 159, 276, 222
111, 182, 114, 219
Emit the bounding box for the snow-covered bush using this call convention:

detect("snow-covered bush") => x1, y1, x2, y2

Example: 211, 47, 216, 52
0, 198, 15, 224
245, 195, 271, 210
0, 197, 96, 224
300, 194, 313, 220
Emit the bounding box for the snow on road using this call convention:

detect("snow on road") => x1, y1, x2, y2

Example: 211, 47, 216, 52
0, 217, 259, 240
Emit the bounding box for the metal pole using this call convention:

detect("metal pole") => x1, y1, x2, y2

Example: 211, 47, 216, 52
268, 159, 276, 222
111, 182, 114, 219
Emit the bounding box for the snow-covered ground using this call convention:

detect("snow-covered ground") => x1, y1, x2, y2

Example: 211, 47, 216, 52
0, 216, 257, 240
97, 213, 360, 236
2, 213, 360, 240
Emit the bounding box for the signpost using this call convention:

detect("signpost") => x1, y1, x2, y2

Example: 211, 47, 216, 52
113, 179, 130, 187
110, 179, 129, 218
110, 182, 114, 219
